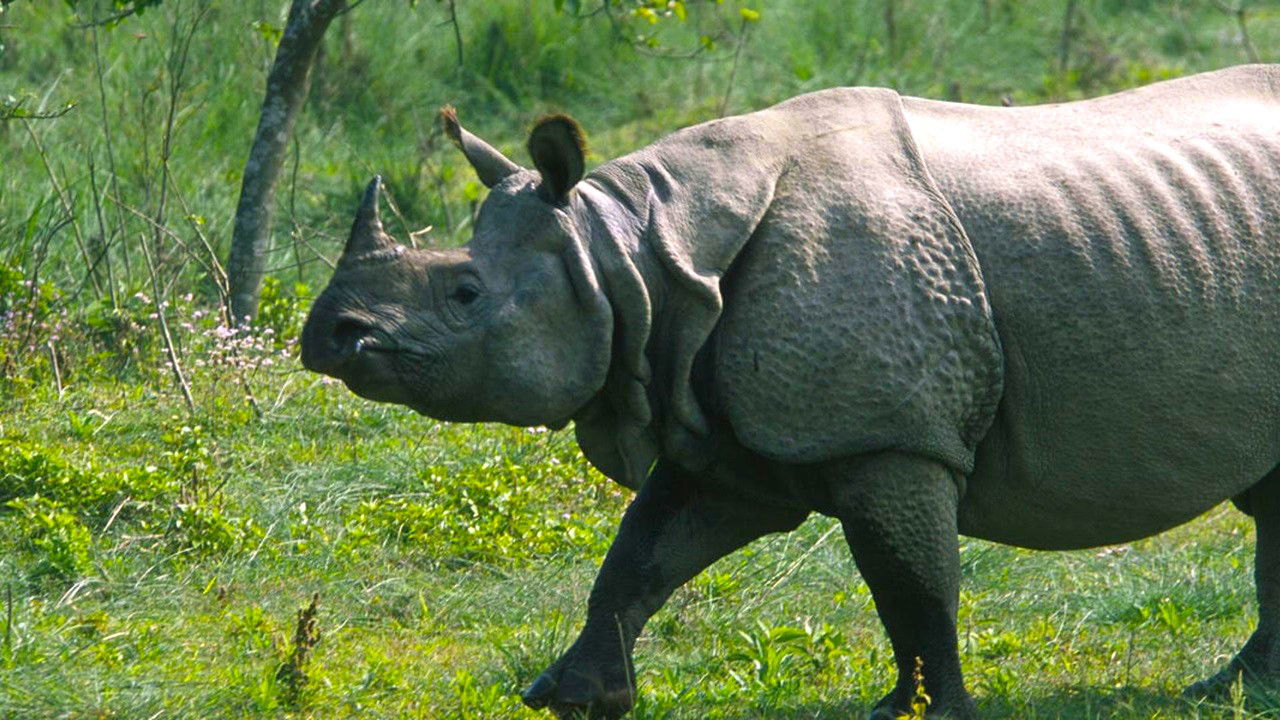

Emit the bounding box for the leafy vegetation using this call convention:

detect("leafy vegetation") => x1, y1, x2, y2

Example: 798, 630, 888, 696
1, 0, 1278, 717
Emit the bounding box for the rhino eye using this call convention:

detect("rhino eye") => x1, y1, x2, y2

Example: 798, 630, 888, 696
450, 285, 480, 306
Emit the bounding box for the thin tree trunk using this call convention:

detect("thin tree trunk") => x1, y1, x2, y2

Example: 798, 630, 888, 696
884, 0, 898, 58
1058, 0, 1078, 73
226, 0, 347, 323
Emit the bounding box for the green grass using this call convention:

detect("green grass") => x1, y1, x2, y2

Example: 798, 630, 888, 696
3, 0, 1280, 717
0, 366, 1270, 719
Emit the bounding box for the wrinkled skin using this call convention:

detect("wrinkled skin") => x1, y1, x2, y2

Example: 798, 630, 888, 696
302, 66, 1280, 718
301, 173, 611, 428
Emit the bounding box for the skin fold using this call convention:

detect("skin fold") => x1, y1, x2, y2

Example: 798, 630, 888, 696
300, 65, 1280, 718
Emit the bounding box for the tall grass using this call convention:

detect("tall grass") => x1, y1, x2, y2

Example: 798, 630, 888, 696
2, 0, 1273, 314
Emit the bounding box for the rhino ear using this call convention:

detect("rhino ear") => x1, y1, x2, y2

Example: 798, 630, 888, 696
343, 176, 396, 258
439, 105, 522, 188
528, 114, 585, 204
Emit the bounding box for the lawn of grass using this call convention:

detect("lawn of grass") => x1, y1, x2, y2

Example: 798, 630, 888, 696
0, 368, 1267, 719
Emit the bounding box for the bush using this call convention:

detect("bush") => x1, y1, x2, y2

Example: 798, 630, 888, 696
0, 442, 175, 518
341, 460, 619, 566
7, 495, 93, 580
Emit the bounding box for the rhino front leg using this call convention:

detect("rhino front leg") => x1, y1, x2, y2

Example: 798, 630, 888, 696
826, 452, 977, 720
522, 460, 808, 719
1186, 467, 1280, 702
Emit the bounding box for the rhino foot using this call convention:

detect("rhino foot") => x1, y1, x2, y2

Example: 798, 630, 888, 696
866, 688, 977, 720
1184, 632, 1280, 707
1183, 665, 1280, 705
867, 688, 978, 720
521, 641, 635, 720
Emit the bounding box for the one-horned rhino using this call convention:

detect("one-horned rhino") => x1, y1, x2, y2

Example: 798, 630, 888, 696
301, 65, 1280, 719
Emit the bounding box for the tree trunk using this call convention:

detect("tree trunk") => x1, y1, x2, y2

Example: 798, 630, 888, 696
226, 0, 347, 324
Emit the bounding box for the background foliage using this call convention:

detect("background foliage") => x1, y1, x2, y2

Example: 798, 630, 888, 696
1, 0, 1278, 717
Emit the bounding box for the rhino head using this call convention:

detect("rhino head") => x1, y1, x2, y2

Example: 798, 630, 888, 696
300, 109, 614, 428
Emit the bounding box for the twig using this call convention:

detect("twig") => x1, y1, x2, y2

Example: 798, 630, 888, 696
718, 16, 751, 117
87, 157, 119, 308
72, 4, 144, 28
289, 135, 304, 283
168, 182, 232, 310
90, 3, 134, 281
0, 98, 76, 121
884, 0, 897, 58
3, 584, 12, 662
111, 197, 225, 294
335, 0, 366, 16
140, 238, 195, 415
598, 0, 717, 60
2, 215, 71, 380
22, 119, 101, 298
446, 0, 464, 71
45, 341, 63, 398
1211, 0, 1260, 63
1058, 0, 1078, 73
149, 1, 207, 274
101, 497, 131, 533
132, 3, 203, 418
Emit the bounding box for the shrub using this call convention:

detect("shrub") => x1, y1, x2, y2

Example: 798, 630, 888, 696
7, 495, 93, 580
341, 460, 620, 566
0, 442, 175, 518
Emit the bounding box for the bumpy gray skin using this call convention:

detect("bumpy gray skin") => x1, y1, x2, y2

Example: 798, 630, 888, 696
300, 65, 1280, 718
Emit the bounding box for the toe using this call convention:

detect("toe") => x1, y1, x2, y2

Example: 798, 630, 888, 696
521, 673, 557, 709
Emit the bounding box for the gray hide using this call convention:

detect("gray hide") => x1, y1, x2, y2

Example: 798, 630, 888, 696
574, 86, 1003, 489
904, 67, 1280, 548
300, 65, 1280, 719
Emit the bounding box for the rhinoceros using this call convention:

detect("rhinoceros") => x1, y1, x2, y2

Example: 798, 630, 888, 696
300, 64, 1280, 718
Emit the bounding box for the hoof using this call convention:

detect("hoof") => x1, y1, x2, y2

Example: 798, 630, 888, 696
1184, 665, 1280, 709
866, 689, 977, 720
521, 650, 635, 720
1183, 670, 1241, 702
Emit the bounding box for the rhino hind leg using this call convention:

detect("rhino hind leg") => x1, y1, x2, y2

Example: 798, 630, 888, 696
521, 461, 808, 719
1186, 467, 1280, 704
826, 452, 978, 720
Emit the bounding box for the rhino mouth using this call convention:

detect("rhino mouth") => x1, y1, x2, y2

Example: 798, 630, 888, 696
330, 318, 398, 356
300, 313, 429, 405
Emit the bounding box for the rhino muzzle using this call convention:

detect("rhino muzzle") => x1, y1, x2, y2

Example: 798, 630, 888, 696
299, 313, 374, 377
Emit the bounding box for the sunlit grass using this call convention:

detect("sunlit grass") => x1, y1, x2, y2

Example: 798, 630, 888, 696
0, 363, 1272, 718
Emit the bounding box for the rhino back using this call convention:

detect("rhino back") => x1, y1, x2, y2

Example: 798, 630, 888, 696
904, 65, 1280, 548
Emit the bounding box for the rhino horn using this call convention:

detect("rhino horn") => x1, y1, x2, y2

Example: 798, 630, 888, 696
343, 176, 395, 258
440, 105, 522, 188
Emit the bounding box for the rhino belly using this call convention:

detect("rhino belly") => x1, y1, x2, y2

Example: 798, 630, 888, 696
948, 131, 1280, 550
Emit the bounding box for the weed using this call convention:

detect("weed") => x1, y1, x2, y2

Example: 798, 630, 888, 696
897, 656, 930, 720
255, 276, 312, 345
167, 502, 263, 558
275, 593, 323, 709
6, 495, 92, 580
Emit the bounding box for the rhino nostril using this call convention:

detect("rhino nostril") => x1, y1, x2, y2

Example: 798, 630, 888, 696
332, 318, 371, 355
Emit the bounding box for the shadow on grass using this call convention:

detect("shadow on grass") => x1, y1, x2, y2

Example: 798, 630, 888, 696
705, 685, 1280, 719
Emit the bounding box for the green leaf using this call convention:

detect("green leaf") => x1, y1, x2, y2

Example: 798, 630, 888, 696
462, 180, 482, 202
672, 0, 686, 20
251, 20, 283, 46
